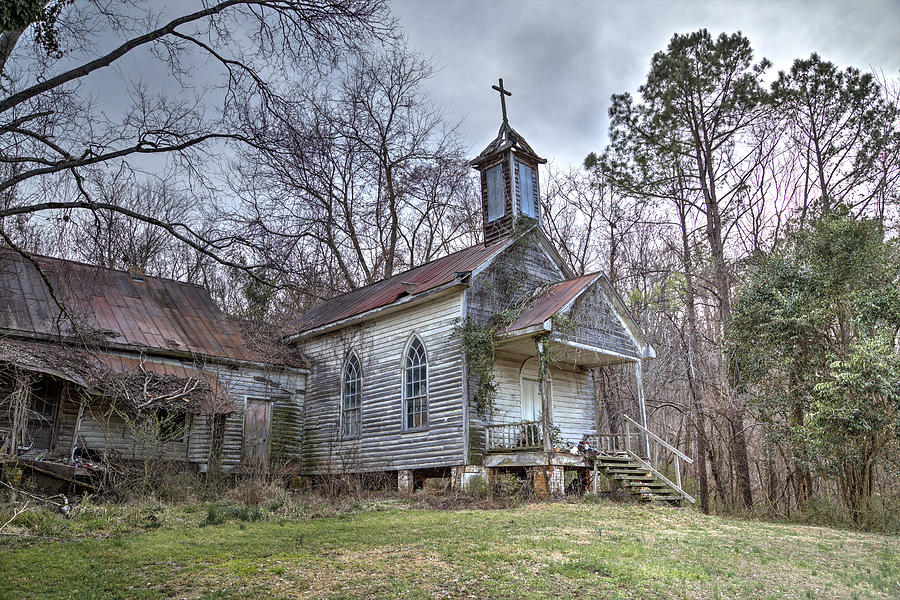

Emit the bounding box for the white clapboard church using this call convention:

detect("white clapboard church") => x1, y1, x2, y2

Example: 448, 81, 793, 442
290, 80, 694, 501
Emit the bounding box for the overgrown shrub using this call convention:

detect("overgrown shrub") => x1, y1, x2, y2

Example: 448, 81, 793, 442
200, 502, 262, 527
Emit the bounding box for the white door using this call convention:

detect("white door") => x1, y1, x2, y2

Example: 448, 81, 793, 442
521, 378, 541, 421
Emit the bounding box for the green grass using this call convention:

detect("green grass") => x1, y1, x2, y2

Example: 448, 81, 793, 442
0, 498, 898, 599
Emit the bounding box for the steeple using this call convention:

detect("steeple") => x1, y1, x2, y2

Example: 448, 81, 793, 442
470, 78, 547, 246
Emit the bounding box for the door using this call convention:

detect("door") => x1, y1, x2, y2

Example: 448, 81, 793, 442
521, 378, 541, 421
242, 398, 271, 467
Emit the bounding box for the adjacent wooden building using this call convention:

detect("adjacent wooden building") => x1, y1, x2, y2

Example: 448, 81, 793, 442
0, 251, 307, 478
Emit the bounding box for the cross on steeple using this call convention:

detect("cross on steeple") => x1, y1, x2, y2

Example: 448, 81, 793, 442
492, 78, 512, 124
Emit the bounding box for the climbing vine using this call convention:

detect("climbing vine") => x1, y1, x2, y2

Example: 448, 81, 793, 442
453, 311, 517, 418
454, 226, 579, 420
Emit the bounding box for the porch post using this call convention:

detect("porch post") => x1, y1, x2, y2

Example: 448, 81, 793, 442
537, 339, 552, 452
635, 359, 651, 459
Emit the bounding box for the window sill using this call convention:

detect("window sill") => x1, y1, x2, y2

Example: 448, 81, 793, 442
402, 426, 429, 434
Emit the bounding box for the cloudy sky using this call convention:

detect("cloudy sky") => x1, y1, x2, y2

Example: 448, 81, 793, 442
391, 0, 900, 169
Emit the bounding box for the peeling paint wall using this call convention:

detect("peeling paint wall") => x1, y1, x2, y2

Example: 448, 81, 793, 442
299, 290, 466, 474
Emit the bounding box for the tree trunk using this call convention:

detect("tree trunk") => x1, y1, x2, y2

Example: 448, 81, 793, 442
676, 196, 710, 513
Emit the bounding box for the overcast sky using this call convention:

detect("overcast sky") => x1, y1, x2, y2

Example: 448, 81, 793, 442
391, 0, 900, 169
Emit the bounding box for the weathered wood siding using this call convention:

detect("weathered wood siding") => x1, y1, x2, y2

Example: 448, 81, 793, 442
567, 284, 640, 359
465, 234, 566, 463
299, 290, 465, 474
466, 233, 565, 326
492, 355, 594, 447
0, 353, 307, 471
190, 363, 306, 470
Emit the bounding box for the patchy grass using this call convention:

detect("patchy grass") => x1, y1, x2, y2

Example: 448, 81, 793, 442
0, 497, 897, 599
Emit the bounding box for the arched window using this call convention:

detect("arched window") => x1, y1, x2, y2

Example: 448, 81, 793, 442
403, 336, 428, 429
342, 352, 362, 437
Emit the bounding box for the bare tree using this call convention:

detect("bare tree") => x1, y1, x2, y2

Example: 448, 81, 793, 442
235, 43, 472, 299
0, 0, 394, 280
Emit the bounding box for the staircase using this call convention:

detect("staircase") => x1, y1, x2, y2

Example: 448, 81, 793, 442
591, 415, 696, 505
594, 454, 688, 504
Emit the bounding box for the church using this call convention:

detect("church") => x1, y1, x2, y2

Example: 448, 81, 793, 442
0, 81, 690, 501
289, 81, 689, 500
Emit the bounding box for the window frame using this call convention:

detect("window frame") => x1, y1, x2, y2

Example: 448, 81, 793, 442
517, 161, 537, 218
401, 335, 429, 431
485, 163, 506, 222
340, 351, 363, 439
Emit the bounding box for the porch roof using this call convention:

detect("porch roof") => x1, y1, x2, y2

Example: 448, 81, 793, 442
496, 335, 638, 368
503, 272, 601, 334
0, 338, 234, 414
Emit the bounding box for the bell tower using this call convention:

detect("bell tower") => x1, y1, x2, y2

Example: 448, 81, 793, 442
470, 78, 547, 245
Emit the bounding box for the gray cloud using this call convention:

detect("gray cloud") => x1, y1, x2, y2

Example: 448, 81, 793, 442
392, 0, 900, 168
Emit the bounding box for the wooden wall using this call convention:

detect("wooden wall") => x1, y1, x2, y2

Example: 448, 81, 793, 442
0, 352, 306, 472
492, 354, 595, 448
465, 234, 567, 463
299, 290, 466, 474
567, 284, 640, 359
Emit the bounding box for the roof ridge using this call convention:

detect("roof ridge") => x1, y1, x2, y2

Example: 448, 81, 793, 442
303, 239, 499, 307
0, 247, 206, 289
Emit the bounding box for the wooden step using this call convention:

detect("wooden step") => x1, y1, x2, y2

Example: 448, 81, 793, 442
596, 456, 632, 464
607, 468, 652, 475
613, 474, 656, 481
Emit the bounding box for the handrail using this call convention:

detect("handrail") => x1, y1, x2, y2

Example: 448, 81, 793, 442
626, 450, 697, 504
623, 414, 693, 464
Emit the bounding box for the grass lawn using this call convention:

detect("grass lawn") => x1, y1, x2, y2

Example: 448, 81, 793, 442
0, 497, 897, 599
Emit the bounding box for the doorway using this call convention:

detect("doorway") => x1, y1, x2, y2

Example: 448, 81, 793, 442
242, 398, 271, 468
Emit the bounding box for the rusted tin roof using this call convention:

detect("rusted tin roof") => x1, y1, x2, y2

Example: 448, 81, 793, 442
0, 249, 261, 363
504, 272, 601, 334
293, 240, 509, 335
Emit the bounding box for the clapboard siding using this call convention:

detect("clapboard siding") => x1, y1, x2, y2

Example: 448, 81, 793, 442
300, 290, 465, 474
190, 363, 306, 470
492, 355, 595, 448
465, 234, 565, 463
568, 284, 640, 359
0, 352, 308, 471
466, 233, 565, 326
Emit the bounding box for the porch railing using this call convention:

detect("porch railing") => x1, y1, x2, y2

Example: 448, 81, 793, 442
485, 420, 542, 452
591, 431, 642, 455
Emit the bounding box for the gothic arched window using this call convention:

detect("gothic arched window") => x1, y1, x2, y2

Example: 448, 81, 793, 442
403, 336, 428, 429
342, 352, 362, 437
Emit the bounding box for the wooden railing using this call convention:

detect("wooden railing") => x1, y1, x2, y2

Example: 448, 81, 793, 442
485, 420, 543, 452
591, 431, 642, 455
622, 414, 696, 503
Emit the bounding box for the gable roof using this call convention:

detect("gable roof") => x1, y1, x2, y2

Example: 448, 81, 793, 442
503, 272, 601, 333
0, 249, 265, 363
292, 240, 511, 336
500, 270, 656, 360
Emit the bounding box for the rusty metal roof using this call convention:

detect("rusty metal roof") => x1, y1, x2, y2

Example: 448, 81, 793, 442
504, 272, 601, 334
294, 240, 510, 335
0, 249, 262, 363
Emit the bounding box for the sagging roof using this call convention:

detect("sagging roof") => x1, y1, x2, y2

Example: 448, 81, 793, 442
293, 240, 510, 335
0, 338, 232, 414
0, 249, 262, 363
504, 273, 601, 334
